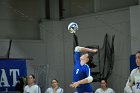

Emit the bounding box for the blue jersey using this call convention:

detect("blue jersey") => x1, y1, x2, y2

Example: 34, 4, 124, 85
73, 51, 93, 93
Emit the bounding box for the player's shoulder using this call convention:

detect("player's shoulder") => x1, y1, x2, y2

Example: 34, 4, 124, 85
83, 64, 90, 68
32, 84, 40, 88
24, 85, 29, 88
108, 88, 114, 91
46, 87, 52, 92
34, 84, 39, 87
58, 87, 63, 91
84, 64, 89, 67
24, 85, 29, 90
95, 88, 102, 92
131, 68, 139, 74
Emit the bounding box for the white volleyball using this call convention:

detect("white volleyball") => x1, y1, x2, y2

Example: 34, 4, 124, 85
68, 22, 78, 33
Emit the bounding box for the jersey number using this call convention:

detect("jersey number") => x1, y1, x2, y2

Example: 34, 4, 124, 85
76, 69, 79, 74
136, 82, 140, 89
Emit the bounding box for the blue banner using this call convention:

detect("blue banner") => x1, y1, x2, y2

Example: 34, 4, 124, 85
0, 59, 27, 91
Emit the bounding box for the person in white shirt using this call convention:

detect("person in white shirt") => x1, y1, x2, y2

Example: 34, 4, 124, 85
124, 51, 140, 93
45, 79, 63, 93
24, 74, 41, 93
95, 78, 115, 93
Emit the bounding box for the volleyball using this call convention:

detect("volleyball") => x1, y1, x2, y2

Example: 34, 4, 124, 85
68, 22, 78, 33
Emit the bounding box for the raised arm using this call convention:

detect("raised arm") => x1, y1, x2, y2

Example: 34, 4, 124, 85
75, 46, 98, 53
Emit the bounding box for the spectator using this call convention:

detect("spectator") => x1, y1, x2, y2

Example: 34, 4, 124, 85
45, 79, 63, 93
95, 78, 115, 93
24, 74, 41, 93
124, 51, 140, 93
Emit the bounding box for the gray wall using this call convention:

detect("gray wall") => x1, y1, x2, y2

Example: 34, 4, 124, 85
130, 5, 140, 54
0, 39, 46, 70
0, 0, 44, 40
62, 0, 138, 17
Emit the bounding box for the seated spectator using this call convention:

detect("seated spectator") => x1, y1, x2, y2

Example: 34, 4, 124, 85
24, 74, 41, 93
95, 78, 115, 93
45, 79, 63, 93
15, 77, 27, 93
124, 51, 140, 93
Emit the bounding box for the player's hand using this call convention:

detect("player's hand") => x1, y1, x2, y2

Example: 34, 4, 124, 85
69, 83, 74, 88
93, 49, 98, 52
69, 82, 80, 88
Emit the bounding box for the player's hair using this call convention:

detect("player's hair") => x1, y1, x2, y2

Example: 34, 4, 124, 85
51, 79, 58, 83
85, 45, 97, 63
87, 53, 93, 63
86, 53, 96, 68
100, 78, 107, 83
136, 51, 140, 54
29, 74, 35, 79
